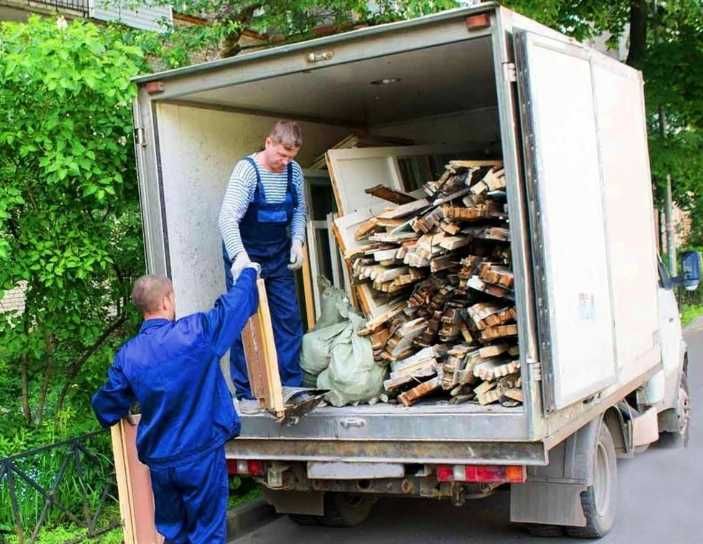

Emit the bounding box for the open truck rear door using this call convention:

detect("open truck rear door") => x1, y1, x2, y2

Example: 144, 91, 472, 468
513, 31, 617, 412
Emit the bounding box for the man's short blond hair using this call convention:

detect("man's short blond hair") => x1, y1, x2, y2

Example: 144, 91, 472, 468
131, 275, 173, 314
269, 120, 303, 149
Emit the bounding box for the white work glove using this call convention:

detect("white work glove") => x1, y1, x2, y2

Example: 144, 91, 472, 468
288, 239, 304, 271
231, 251, 261, 282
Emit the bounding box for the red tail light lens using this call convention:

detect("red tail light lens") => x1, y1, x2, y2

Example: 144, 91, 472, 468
227, 459, 265, 477
435, 464, 526, 483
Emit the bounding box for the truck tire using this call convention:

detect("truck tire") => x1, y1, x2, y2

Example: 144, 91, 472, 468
668, 369, 690, 447
565, 423, 617, 538
319, 493, 376, 527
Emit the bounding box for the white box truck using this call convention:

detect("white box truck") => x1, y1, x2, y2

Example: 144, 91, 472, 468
131, 3, 697, 537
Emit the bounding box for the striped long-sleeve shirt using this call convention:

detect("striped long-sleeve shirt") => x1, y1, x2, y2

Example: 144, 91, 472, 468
218, 154, 306, 260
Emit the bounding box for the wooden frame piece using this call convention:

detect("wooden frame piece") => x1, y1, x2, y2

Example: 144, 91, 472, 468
326, 144, 478, 215
242, 279, 285, 419
110, 418, 163, 544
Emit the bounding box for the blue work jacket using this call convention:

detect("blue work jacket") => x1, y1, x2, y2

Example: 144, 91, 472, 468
92, 268, 258, 468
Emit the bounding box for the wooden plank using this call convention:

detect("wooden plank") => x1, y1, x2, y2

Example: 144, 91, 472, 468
326, 213, 342, 289
376, 198, 431, 220
480, 324, 518, 341
110, 420, 163, 544
301, 245, 316, 330
242, 279, 285, 419
398, 377, 441, 407
111, 424, 137, 544
365, 184, 417, 204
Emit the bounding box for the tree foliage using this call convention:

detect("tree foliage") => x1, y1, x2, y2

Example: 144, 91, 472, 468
0, 17, 144, 437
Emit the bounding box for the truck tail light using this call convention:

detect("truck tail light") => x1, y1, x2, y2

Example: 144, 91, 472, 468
227, 459, 265, 477
435, 464, 526, 483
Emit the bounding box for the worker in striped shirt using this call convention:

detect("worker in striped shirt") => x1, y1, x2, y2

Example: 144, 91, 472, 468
218, 120, 306, 398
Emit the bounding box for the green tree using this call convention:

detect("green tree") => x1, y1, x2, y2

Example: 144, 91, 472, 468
0, 16, 144, 435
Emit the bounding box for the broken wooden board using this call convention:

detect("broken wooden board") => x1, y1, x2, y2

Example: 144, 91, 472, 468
333, 208, 383, 260
365, 184, 417, 205
398, 377, 441, 407
242, 279, 285, 419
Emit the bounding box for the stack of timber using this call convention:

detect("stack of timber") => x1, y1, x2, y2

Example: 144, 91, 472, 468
335, 160, 522, 408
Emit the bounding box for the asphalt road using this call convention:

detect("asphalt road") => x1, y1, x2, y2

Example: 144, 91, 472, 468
235, 319, 703, 544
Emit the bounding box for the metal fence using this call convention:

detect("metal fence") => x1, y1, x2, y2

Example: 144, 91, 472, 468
30, 0, 91, 16
0, 431, 121, 544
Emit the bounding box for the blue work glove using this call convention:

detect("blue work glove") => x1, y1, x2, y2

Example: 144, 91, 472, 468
231, 251, 260, 282
288, 239, 304, 271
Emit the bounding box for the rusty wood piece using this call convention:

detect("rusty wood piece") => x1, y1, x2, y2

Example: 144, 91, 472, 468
398, 377, 441, 407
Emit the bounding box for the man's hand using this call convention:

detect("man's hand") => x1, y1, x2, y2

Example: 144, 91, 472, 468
288, 239, 304, 271
231, 251, 252, 282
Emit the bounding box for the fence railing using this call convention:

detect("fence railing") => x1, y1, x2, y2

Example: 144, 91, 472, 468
29, 0, 91, 17
0, 431, 121, 544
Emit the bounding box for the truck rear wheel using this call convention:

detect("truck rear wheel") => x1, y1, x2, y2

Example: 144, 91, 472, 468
565, 423, 617, 538
319, 493, 376, 527
289, 493, 376, 528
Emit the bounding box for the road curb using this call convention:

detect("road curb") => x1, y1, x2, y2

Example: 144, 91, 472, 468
227, 498, 279, 541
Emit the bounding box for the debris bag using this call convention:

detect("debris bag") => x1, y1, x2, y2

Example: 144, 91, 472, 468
300, 278, 350, 386
317, 312, 385, 406
300, 321, 348, 386
315, 276, 348, 329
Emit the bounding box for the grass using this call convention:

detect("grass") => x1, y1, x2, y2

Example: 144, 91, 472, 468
228, 477, 262, 509
681, 304, 703, 327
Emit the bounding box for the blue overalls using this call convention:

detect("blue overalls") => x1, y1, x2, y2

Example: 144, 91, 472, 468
91, 268, 259, 544
223, 157, 303, 399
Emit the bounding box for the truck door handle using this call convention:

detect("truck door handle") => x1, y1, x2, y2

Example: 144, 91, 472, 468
339, 418, 366, 429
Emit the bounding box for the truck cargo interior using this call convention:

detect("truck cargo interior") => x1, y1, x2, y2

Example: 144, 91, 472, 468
150, 33, 522, 415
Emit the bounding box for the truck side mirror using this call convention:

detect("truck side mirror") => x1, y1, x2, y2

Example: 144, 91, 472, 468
678, 251, 701, 291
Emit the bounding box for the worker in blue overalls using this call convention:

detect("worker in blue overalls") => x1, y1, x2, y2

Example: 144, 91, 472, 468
218, 120, 306, 398
91, 264, 259, 543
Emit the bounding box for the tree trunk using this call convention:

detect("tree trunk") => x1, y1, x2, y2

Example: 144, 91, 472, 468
56, 314, 128, 413
20, 354, 32, 425
35, 333, 55, 426
626, 0, 647, 68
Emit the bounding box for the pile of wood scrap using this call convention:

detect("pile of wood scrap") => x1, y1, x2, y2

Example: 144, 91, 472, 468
334, 160, 522, 408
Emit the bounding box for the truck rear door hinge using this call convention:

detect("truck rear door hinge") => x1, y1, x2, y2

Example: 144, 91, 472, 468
503, 62, 517, 83
134, 127, 147, 147
527, 357, 542, 382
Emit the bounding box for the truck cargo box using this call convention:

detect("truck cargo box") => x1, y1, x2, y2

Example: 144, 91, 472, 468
132, 3, 661, 465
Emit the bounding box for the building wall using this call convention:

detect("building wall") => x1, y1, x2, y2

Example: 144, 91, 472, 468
90, 0, 172, 32
0, 283, 26, 314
